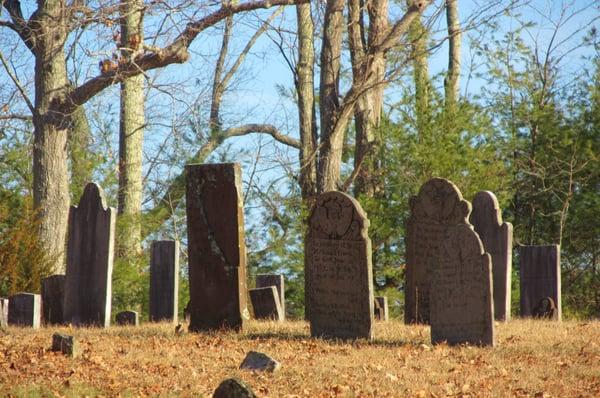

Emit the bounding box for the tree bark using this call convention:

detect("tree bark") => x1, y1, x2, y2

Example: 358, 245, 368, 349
69, 104, 94, 201
444, 0, 461, 113
409, 11, 431, 142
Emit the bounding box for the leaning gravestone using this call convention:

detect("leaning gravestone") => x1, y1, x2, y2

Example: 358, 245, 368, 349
149, 240, 179, 323
8, 293, 41, 328
256, 274, 285, 319
305, 191, 374, 339
1, 297, 9, 328
430, 224, 495, 346
116, 310, 139, 326
470, 191, 513, 321
405, 178, 471, 324
185, 163, 249, 332
519, 245, 561, 321
63, 182, 116, 327
374, 296, 389, 321
41, 274, 66, 325
249, 287, 283, 321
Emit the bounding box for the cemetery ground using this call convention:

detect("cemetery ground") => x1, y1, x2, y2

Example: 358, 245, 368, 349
1, 320, 599, 397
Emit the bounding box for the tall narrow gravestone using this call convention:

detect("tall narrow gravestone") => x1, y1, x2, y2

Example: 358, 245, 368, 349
519, 245, 561, 321
256, 274, 285, 319
305, 191, 374, 339
0, 298, 8, 328
41, 274, 66, 325
63, 183, 116, 327
405, 178, 470, 324
250, 287, 283, 321
8, 293, 41, 328
185, 163, 249, 332
431, 224, 495, 346
149, 240, 179, 322
470, 191, 513, 321
374, 296, 389, 321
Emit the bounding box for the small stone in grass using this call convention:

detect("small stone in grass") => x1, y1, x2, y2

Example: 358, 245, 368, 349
51, 333, 79, 358
239, 351, 281, 373
213, 378, 257, 398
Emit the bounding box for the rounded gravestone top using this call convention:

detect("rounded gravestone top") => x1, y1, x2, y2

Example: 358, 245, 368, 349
410, 178, 470, 224
308, 191, 368, 241
471, 190, 503, 227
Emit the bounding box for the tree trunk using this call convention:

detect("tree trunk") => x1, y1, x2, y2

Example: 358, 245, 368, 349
444, 0, 461, 113
69, 104, 94, 201
296, 3, 317, 201
409, 12, 431, 142
117, 0, 145, 259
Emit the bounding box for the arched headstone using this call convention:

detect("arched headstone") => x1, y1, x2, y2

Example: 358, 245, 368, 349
305, 191, 374, 339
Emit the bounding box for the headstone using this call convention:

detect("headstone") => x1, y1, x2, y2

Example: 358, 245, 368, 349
305, 191, 374, 339
519, 245, 561, 321
51, 333, 79, 358
213, 378, 257, 398
532, 297, 557, 320
256, 274, 285, 319
374, 296, 389, 321
41, 274, 66, 325
8, 293, 41, 328
115, 310, 139, 326
249, 287, 283, 321
239, 351, 281, 373
405, 178, 470, 324
185, 163, 249, 332
0, 298, 8, 328
430, 224, 495, 346
63, 182, 116, 327
149, 240, 179, 323
470, 191, 513, 321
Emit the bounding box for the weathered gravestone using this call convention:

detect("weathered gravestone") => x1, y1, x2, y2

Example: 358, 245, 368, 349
0, 298, 8, 328
52, 333, 79, 358
213, 378, 257, 398
116, 310, 139, 326
149, 240, 179, 322
256, 274, 285, 319
374, 296, 389, 321
532, 297, 557, 319
185, 163, 249, 332
249, 287, 283, 321
519, 245, 561, 321
405, 178, 471, 324
305, 191, 374, 339
470, 191, 513, 321
8, 293, 41, 328
430, 224, 495, 346
63, 182, 116, 327
41, 274, 65, 325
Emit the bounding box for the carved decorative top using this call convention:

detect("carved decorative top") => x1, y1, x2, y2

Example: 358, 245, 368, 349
308, 191, 369, 241
409, 178, 470, 225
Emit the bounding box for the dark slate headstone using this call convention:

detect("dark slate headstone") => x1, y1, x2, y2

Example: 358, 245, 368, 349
532, 297, 557, 320
213, 378, 257, 398
470, 191, 513, 321
149, 240, 179, 323
374, 296, 389, 321
52, 333, 79, 358
249, 287, 283, 321
430, 224, 495, 346
63, 182, 116, 327
0, 298, 8, 328
185, 163, 249, 332
8, 293, 41, 328
405, 178, 470, 324
115, 310, 139, 326
41, 274, 65, 325
305, 191, 374, 340
519, 245, 561, 321
256, 274, 285, 319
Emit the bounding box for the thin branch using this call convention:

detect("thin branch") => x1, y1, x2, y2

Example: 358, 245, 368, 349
0, 51, 35, 114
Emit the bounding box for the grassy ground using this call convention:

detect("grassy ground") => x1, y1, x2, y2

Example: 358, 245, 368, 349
0, 319, 599, 397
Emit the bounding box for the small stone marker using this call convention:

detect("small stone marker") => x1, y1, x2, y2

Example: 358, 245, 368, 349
239, 351, 281, 373
519, 245, 561, 321
64, 182, 116, 327
0, 298, 8, 328
405, 178, 471, 324
374, 296, 389, 321
8, 293, 41, 328
256, 274, 285, 319
470, 191, 513, 321
41, 274, 65, 325
305, 191, 374, 339
532, 297, 557, 320
116, 310, 139, 326
213, 378, 257, 398
149, 240, 179, 323
185, 163, 249, 332
51, 333, 79, 358
249, 287, 283, 321
430, 224, 495, 346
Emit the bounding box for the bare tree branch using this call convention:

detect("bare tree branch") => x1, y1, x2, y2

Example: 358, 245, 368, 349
0, 51, 35, 114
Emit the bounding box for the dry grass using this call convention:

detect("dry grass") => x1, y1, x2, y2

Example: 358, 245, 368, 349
1, 319, 599, 397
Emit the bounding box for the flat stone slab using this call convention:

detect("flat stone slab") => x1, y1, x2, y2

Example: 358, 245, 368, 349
41, 274, 65, 325
116, 310, 139, 326
149, 240, 179, 323
8, 293, 41, 328
519, 245, 561, 321
51, 333, 79, 358
213, 378, 257, 398
239, 351, 281, 373
256, 274, 285, 319
249, 286, 283, 321
0, 298, 7, 328
374, 296, 389, 321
